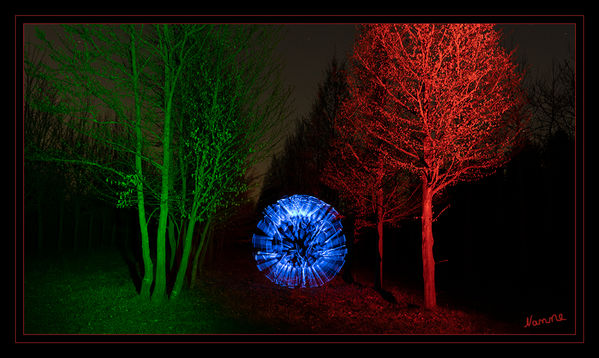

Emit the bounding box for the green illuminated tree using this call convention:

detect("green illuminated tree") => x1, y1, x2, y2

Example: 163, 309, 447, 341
31, 24, 161, 299
169, 25, 289, 297
31, 24, 206, 300
29, 24, 289, 301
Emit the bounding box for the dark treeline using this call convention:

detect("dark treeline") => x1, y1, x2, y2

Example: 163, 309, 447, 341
24, 44, 138, 255
259, 54, 575, 322
391, 130, 575, 325
258, 56, 348, 210
257, 57, 360, 283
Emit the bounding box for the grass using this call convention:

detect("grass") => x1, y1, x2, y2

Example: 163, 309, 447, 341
24, 249, 263, 335
23, 244, 523, 338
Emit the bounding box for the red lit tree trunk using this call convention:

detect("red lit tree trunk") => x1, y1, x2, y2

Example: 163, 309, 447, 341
421, 181, 436, 309
323, 135, 420, 292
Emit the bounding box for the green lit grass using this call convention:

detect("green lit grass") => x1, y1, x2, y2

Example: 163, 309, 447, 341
24, 249, 264, 334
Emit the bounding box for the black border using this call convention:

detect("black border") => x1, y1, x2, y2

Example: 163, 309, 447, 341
13, 12, 586, 344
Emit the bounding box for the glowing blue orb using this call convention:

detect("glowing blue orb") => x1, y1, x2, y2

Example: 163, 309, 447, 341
252, 195, 347, 288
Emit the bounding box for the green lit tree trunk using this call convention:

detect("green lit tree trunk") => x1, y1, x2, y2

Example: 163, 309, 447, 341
130, 30, 154, 300
152, 75, 174, 302
190, 215, 213, 289
170, 204, 198, 298
172, 131, 187, 271
168, 216, 176, 270
136, 184, 153, 299
196, 225, 212, 283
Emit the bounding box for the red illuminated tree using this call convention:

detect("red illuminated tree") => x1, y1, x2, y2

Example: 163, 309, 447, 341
323, 92, 420, 292
348, 24, 528, 309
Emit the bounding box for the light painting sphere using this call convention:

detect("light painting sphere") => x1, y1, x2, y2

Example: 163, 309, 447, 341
252, 195, 347, 288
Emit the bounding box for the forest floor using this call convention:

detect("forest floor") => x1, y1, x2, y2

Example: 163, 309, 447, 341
23, 241, 526, 340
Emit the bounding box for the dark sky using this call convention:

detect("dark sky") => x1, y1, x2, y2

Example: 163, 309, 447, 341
276, 25, 357, 124
278, 23, 575, 124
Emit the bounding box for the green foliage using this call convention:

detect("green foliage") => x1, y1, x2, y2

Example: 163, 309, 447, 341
105, 173, 139, 209
174, 25, 289, 224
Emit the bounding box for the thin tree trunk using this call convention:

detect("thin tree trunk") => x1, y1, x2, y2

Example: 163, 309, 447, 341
130, 29, 153, 300
101, 207, 109, 248
36, 193, 43, 254
196, 225, 212, 281
88, 212, 94, 251
111, 221, 117, 247
375, 189, 384, 291
57, 197, 65, 250
171, 204, 198, 298
124, 218, 129, 245
190, 216, 212, 289
168, 217, 176, 270
152, 98, 172, 302
73, 200, 80, 251
342, 215, 355, 284
136, 192, 153, 299
152, 38, 176, 301
422, 182, 437, 310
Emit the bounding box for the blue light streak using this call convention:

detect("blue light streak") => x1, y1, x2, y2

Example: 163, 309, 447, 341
252, 195, 347, 288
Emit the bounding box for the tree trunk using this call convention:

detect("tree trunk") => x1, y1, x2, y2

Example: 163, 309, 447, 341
101, 207, 109, 248
73, 200, 80, 251
341, 215, 355, 284
136, 195, 153, 299
375, 190, 384, 291
130, 30, 153, 300
57, 197, 65, 250
421, 182, 437, 310
124, 218, 129, 245
152, 104, 172, 302
36, 193, 43, 254
170, 204, 198, 298
88, 212, 94, 251
111, 221, 117, 247
168, 217, 176, 270
152, 51, 176, 301
190, 216, 212, 289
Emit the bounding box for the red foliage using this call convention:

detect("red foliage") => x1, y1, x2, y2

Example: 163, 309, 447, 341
323, 104, 420, 234
352, 24, 527, 191
330, 24, 528, 308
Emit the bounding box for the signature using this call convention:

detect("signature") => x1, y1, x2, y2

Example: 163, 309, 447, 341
524, 313, 566, 328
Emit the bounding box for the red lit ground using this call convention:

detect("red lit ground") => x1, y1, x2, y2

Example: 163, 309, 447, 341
195, 241, 521, 335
